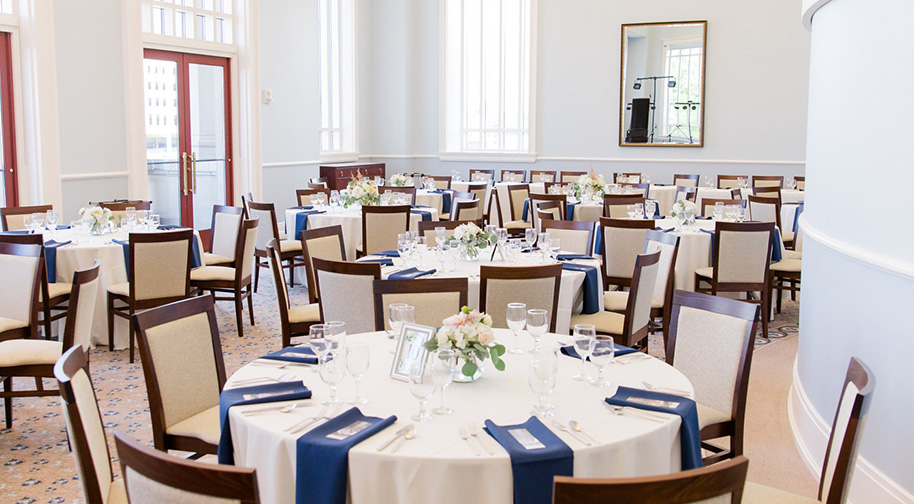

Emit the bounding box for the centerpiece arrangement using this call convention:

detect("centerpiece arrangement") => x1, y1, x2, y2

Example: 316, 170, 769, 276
669, 199, 699, 229
341, 171, 381, 207
574, 167, 607, 201
78, 206, 115, 235
388, 173, 411, 187
444, 222, 494, 261
424, 306, 506, 382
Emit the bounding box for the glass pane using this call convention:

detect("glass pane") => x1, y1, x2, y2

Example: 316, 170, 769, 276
144, 58, 182, 227
189, 62, 227, 230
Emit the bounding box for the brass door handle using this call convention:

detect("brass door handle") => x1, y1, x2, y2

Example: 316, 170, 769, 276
191, 152, 197, 194
182, 152, 189, 196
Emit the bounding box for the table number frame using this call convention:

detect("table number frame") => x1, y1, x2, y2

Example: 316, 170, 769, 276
389, 323, 434, 381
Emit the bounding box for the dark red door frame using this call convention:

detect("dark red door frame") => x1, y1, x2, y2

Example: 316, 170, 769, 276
0, 32, 19, 207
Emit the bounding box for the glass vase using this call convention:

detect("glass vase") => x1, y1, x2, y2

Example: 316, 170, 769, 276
453, 357, 485, 383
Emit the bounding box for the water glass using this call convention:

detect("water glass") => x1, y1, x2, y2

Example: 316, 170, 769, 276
446, 242, 459, 272
571, 324, 596, 382
736, 206, 747, 222
642, 174, 652, 185
506, 302, 527, 355
435, 226, 447, 249
506, 239, 521, 265
137, 209, 149, 230
786, 176, 796, 190
645, 200, 656, 219
346, 342, 370, 405
626, 205, 635, 219
634, 203, 644, 220
415, 236, 428, 267
538, 232, 551, 264
432, 349, 456, 415
125, 207, 137, 229
397, 233, 411, 262
549, 238, 562, 262
325, 320, 346, 350
589, 336, 615, 387
22, 214, 33, 233
32, 212, 46, 232
46, 209, 59, 230
381, 191, 391, 206
409, 361, 436, 422
725, 205, 738, 222
526, 309, 548, 351
150, 214, 160, 229
309, 324, 331, 368
524, 228, 537, 250
319, 356, 346, 406
529, 346, 558, 418
387, 303, 409, 339
712, 202, 724, 220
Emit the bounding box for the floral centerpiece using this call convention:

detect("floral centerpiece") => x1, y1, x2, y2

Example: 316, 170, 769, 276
669, 199, 699, 227
388, 173, 411, 187
575, 167, 607, 201
341, 171, 380, 207
78, 206, 114, 235
425, 306, 506, 381
444, 222, 494, 261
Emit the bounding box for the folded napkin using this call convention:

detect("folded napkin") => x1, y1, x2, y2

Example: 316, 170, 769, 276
291, 205, 314, 210
605, 386, 702, 470
261, 345, 319, 365
656, 227, 676, 233
296, 407, 396, 504
560, 343, 636, 360
432, 190, 452, 213
218, 381, 312, 465
156, 224, 184, 230
389, 267, 436, 280
113, 239, 131, 281
374, 250, 401, 257
410, 208, 432, 221
521, 247, 540, 253
560, 262, 600, 314
43, 240, 71, 284
556, 253, 594, 262
651, 215, 665, 219
1, 230, 30, 235
56, 225, 71, 230
567, 201, 578, 221
484, 417, 573, 504
293, 210, 326, 241
357, 257, 394, 265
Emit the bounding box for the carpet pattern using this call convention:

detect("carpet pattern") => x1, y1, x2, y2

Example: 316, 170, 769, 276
0, 273, 799, 504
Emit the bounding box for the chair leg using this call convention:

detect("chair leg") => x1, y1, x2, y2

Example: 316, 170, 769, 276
128, 309, 136, 364
3, 377, 12, 428
247, 287, 255, 326
253, 261, 260, 293
776, 279, 783, 313
234, 295, 245, 338
42, 305, 53, 340
107, 295, 115, 350
790, 279, 798, 301
760, 289, 770, 339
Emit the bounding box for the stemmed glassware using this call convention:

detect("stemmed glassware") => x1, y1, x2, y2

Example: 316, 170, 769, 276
345, 342, 370, 405
32, 212, 45, 234
549, 238, 562, 263
538, 232, 551, 264
644, 200, 656, 219
634, 203, 644, 220
435, 226, 447, 251
524, 228, 537, 251
325, 320, 346, 350
786, 176, 796, 190
506, 239, 521, 265
415, 235, 428, 267
571, 324, 596, 382
529, 346, 558, 419
712, 202, 724, 221
397, 233, 411, 263
46, 210, 59, 234
496, 228, 509, 253
409, 361, 436, 422
387, 303, 408, 340
589, 336, 615, 387
22, 214, 33, 233
526, 309, 548, 351
309, 324, 332, 373
431, 349, 456, 415
506, 302, 527, 355
319, 354, 345, 406
626, 205, 636, 219
137, 209, 149, 230
125, 207, 137, 230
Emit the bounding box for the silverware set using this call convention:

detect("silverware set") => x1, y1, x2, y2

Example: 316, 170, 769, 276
550, 420, 597, 446
377, 424, 416, 452
284, 405, 342, 435
250, 359, 312, 369
240, 402, 310, 416
457, 422, 492, 456
603, 402, 670, 422
231, 373, 298, 386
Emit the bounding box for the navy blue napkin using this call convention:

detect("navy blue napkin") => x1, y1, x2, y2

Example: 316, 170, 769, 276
560, 262, 600, 314
605, 386, 702, 470
522, 199, 530, 222
374, 250, 401, 257
261, 346, 319, 365
291, 205, 314, 210
410, 208, 432, 221
484, 417, 573, 504
293, 210, 326, 241
56, 225, 71, 230
556, 253, 593, 261
389, 267, 436, 280
521, 247, 540, 253
430, 190, 452, 214
560, 343, 636, 360
2, 230, 29, 235
358, 257, 394, 265
772, 227, 783, 262
656, 227, 676, 232
44, 240, 71, 284
113, 239, 130, 281
156, 225, 183, 230
567, 201, 578, 221
218, 381, 312, 465
295, 408, 396, 504
792, 202, 804, 233
652, 215, 665, 219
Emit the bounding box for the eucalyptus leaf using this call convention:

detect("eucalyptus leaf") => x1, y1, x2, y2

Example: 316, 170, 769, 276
462, 360, 478, 377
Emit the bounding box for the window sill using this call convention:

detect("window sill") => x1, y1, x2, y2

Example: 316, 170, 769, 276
319, 152, 361, 163
438, 151, 537, 163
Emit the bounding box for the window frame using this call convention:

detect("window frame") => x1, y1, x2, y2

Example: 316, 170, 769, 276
0, 31, 17, 207
318, 0, 359, 163
661, 36, 703, 142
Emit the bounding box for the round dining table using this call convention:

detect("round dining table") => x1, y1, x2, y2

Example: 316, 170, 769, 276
225, 330, 693, 504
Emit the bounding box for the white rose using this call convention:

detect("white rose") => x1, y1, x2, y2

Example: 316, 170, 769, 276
478, 331, 493, 346
482, 314, 493, 326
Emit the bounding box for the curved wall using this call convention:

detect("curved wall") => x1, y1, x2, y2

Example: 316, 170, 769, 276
795, 0, 914, 501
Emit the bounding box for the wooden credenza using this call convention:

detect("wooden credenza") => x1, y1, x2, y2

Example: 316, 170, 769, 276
319, 163, 386, 191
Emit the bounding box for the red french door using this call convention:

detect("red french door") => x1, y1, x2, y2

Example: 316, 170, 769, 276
143, 49, 232, 235
0, 32, 18, 208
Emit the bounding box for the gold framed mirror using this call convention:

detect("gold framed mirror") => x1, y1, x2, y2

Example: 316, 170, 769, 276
620, 21, 707, 147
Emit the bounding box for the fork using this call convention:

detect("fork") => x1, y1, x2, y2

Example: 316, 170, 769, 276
459, 426, 481, 456
285, 406, 328, 434
603, 403, 667, 422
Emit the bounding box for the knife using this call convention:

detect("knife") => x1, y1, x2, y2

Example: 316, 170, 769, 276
377, 424, 415, 452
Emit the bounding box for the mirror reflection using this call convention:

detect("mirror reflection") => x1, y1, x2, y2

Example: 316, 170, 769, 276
620, 21, 707, 147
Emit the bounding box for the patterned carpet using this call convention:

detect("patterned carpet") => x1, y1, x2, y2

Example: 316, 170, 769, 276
0, 274, 799, 504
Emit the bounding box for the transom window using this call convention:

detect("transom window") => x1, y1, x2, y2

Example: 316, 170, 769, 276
141, 0, 234, 45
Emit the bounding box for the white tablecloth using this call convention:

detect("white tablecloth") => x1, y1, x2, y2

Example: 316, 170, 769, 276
415, 189, 447, 215
227, 330, 693, 504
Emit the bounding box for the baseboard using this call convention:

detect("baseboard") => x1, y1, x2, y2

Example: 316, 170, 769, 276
789, 359, 914, 503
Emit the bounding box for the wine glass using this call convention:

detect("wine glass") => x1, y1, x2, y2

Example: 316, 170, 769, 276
634, 203, 644, 220
712, 202, 724, 221
46, 209, 59, 231
150, 214, 161, 229
549, 237, 562, 263
124, 207, 137, 230
415, 236, 428, 267
725, 205, 737, 222
506, 302, 527, 355
409, 361, 436, 422
645, 200, 656, 219
400, 305, 416, 326
786, 176, 796, 190
506, 239, 521, 265
529, 346, 558, 418
434, 226, 447, 250
736, 206, 747, 222
346, 342, 370, 405
589, 336, 615, 387
380, 192, 391, 206
319, 355, 345, 406
524, 228, 537, 251
571, 324, 596, 382
397, 233, 411, 263
387, 303, 408, 339
137, 209, 149, 230
32, 212, 45, 233
432, 349, 456, 415
22, 214, 33, 233
642, 174, 652, 185
325, 320, 346, 350
526, 309, 548, 351
538, 232, 551, 264
626, 205, 635, 219
309, 323, 331, 365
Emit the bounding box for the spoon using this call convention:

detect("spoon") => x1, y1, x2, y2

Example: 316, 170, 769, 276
391, 425, 416, 453
550, 419, 590, 445
641, 381, 690, 396
569, 420, 597, 445
241, 403, 303, 416
603, 403, 666, 422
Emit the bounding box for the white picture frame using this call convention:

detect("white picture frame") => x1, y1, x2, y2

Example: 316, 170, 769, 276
389, 323, 434, 382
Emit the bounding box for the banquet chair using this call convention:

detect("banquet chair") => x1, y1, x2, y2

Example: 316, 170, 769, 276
500, 169, 526, 182
667, 290, 759, 465
496, 183, 531, 234
451, 198, 481, 222
190, 219, 259, 337
417, 220, 483, 243
598, 217, 654, 290
300, 225, 347, 304
769, 254, 801, 314
620, 183, 650, 197
203, 204, 244, 267
540, 220, 595, 256
296, 188, 331, 206
479, 263, 563, 332
560, 171, 586, 183
267, 240, 321, 348
604, 230, 680, 344
312, 258, 381, 334
107, 229, 194, 363
0, 242, 40, 343
795, 175, 806, 190
602, 195, 647, 219
530, 170, 556, 183
747, 194, 794, 248
752, 175, 784, 189
0, 204, 53, 231
693, 221, 775, 338
674, 186, 698, 203
1, 261, 99, 429
383, 186, 417, 205
308, 182, 328, 190
464, 182, 489, 221
427, 175, 452, 190
673, 174, 700, 187
614, 172, 642, 183
553, 455, 748, 504
54, 345, 128, 504
535, 201, 563, 233
743, 357, 874, 504
115, 431, 260, 504
570, 250, 661, 349
241, 192, 254, 218
543, 182, 563, 194
361, 205, 410, 257
752, 186, 781, 198
718, 175, 743, 189
530, 193, 568, 220
701, 198, 746, 218
0, 233, 72, 340
373, 278, 469, 331
468, 168, 495, 181
310, 176, 329, 188
247, 201, 305, 292
133, 295, 226, 457
97, 201, 152, 226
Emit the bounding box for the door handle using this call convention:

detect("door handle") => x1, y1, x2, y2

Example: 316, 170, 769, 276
191, 152, 197, 194
182, 152, 189, 196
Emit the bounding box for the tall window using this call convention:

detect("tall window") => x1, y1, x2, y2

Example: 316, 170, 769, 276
441, 0, 535, 159
0, 32, 17, 207
319, 0, 357, 160
662, 40, 702, 142
141, 0, 233, 45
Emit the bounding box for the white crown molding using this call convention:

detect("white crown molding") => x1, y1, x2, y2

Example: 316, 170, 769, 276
60, 172, 130, 182
799, 215, 914, 281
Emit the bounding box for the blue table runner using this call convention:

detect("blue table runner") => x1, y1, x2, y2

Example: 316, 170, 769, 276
560, 262, 600, 314
44, 240, 71, 283
293, 210, 326, 241
429, 190, 452, 214
389, 267, 436, 279
560, 343, 636, 360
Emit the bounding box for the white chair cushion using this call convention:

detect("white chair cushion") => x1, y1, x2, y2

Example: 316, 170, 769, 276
279, 239, 302, 253
107, 282, 130, 297
784, 250, 802, 260
0, 339, 62, 366
289, 303, 321, 324
603, 291, 662, 312
503, 220, 528, 229
164, 404, 221, 446
190, 266, 236, 282
742, 481, 819, 504
697, 403, 731, 430
770, 259, 801, 273
108, 478, 128, 504
0, 317, 29, 333
40, 281, 73, 301
570, 310, 625, 335
694, 267, 713, 279
781, 231, 795, 242
203, 252, 233, 266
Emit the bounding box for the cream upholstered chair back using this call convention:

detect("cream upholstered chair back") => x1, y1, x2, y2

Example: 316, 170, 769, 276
0, 242, 41, 325
480, 264, 563, 332
431, 176, 451, 190
469, 169, 493, 181
753, 176, 783, 188
1, 204, 54, 231
300, 226, 346, 303
673, 174, 699, 187
132, 232, 192, 301
55, 345, 117, 504
718, 175, 741, 189
541, 221, 594, 256
313, 258, 380, 334
453, 199, 480, 221
64, 261, 101, 351
246, 203, 281, 252
210, 206, 243, 260
373, 278, 468, 331
717, 227, 773, 284
644, 233, 678, 306
560, 171, 585, 183
628, 251, 661, 336
506, 184, 530, 222
747, 196, 778, 224
362, 205, 409, 255
796, 176, 805, 191
237, 220, 260, 280
621, 183, 649, 197
266, 241, 291, 311
601, 221, 651, 281
466, 183, 488, 220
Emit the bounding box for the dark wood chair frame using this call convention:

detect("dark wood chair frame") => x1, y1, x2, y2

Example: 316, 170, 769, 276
240, 192, 254, 219
310, 176, 329, 187
311, 258, 382, 325
559, 171, 586, 183
107, 229, 194, 363
540, 219, 595, 256
717, 175, 744, 189
372, 278, 469, 331
500, 169, 526, 182
643, 229, 680, 345
247, 201, 305, 292
360, 204, 410, 258
795, 175, 805, 190
479, 263, 563, 332
529, 193, 568, 221
672, 173, 700, 187
296, 188, 331, 206
97, 201, 152, 212
602, 250, 661, 349
543, 182, 563, 194
468, 168, 495, 181
535, 201, 563, 227
3, 261, 99, 429
427, 175, 452, 190
674, 186, 698, 203
668, 290, 759, 465
0, 204, 53, 231
598, 217, 655, 290
132, 295, 226, 456
700, 198, 746, 218
267, 240, 320, 348
451, 198, 481, 222
752, 175, 784, 189
463, 182, 489, 220
417, 219, 485, 241
207, 204, 244, 266
529, 170, 556, 183
619, 182, 651, 198
381, 186, 417, 205
0, 233, 70, 341
553, 455, 748, 504
601, 195, 647, 218
299, 225, 347, 305
747, 194, 792, 249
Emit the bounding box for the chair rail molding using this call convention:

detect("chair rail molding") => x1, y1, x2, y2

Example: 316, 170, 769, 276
60, 172, 130, 182
798, 215, 914, 281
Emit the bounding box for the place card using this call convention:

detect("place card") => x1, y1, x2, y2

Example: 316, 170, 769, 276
326, 420, 373, 440
242, 390, 294, 401
508, 428, 546, 450
627, 397, 680, 409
